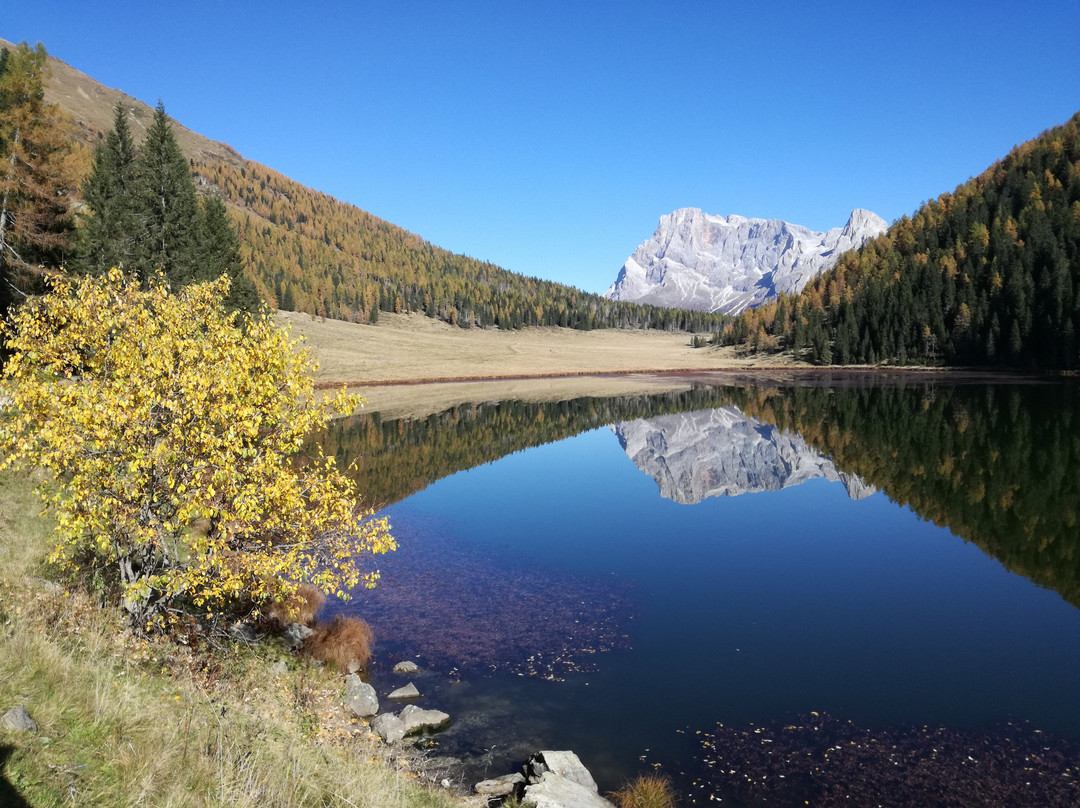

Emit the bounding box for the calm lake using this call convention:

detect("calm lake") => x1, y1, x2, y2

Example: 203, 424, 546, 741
319, 376, 1080, 805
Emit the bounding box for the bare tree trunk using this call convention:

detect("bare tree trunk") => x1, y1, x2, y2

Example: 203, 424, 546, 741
0, 128, 17, 262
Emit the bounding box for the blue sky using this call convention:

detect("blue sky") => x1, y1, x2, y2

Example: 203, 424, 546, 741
6, 1, 1079, 294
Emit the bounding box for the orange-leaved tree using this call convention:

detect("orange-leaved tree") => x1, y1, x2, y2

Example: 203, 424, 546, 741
0, 269, 394, 631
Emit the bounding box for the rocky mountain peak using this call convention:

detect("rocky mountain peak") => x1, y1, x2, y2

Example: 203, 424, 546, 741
603, 208, 887, 315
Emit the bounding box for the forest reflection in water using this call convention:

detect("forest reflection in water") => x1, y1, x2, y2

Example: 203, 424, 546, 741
317, 376, 1080, 804
320, 376, 1080, 609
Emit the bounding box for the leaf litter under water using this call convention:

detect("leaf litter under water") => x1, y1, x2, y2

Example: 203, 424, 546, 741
687, 711, 1079, 807
335, 513, 635, 680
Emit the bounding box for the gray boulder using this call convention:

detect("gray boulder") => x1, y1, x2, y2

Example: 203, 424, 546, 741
475, 772, 525, 797
393, 660, 419, 674
388, 682, 420, 701
523, 751, 613, 808
1, 705, 37, 732
399, 703, 450, 734
343, 674, 379, 717
282, 622, 314, 649
525, 750, 598, 791
524, 774, 614, 808
372, 712, 406, 744
229, 621, 258, 643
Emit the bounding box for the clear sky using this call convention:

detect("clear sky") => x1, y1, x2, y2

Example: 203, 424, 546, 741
6, 1, 1079, 294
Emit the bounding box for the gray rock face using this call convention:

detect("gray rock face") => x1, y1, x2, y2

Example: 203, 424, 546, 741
524, 775, 614, 808
388, 682, 420, 701
604, 207, 887, 315
343, 674, 379, 717
1, 705, 37, 732
393, 660, 419, 674
372, 711, 406, 744
399, 704, 451, 734
613, 406, 875, 504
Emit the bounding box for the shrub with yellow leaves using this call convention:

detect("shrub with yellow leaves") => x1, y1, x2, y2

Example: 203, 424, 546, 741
0, 269, 395, 631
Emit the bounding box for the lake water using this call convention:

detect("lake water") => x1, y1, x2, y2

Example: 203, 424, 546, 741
321, 378, 1080, 805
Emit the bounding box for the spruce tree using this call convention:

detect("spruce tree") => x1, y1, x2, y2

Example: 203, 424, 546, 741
76, 103, 138, 273
195, 194, 260, 312
78, 102, 259, 312
131, 101, 200, 286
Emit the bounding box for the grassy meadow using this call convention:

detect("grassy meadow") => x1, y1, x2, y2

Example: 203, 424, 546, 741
280, 310, 796, 387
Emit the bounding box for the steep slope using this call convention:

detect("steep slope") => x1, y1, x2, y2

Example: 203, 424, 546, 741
0, 37, 244, 170
605, 208, 886, 315
15, 38, 729, 333
730, 110, 1080, 367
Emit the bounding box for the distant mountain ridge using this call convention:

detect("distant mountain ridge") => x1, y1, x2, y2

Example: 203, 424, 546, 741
605, 208, 887, 315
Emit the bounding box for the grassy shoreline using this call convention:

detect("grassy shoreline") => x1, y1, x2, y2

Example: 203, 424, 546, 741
277, 310, 798, 387
0, 471, 477, 808
285, 310, 1046, 419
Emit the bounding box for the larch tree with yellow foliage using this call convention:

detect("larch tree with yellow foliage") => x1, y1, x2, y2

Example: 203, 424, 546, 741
0, 41, 81, 318
0, 270, 395, 631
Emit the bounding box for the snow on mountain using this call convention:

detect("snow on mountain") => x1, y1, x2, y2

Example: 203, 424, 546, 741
612, 406, 875, 504
604, 208, 887, 315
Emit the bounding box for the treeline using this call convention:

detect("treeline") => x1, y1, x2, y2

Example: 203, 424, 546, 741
316, 386, 749, 507
196, 158, 730, 332
723, 111, 1080, 367
730, 382, 1080, 608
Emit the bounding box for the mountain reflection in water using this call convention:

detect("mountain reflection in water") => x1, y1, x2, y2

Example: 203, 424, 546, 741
613, 406, 875, 504
322, 377, 1079, 608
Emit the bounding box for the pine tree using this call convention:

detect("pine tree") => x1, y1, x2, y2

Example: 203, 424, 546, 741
131, 101, 200, 286
76, 102, 138, 273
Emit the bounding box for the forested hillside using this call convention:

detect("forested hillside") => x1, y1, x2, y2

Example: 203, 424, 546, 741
15, 39, 727, 333
193, 157, 727, 332
725, 112, 1080, 368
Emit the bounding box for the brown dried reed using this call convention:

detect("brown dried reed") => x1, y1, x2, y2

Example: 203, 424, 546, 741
610, 775, 677, 808
301, 614, 374, 672
265, 583, 326, 627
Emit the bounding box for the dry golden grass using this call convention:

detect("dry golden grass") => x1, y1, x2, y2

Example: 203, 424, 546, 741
0, 472, 473, 808
265, 583, 326, 628
610, 774, 678, 808
279, 310, 798, 388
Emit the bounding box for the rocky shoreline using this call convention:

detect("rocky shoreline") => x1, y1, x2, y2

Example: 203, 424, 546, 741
332, 652, 615, 807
